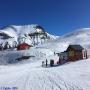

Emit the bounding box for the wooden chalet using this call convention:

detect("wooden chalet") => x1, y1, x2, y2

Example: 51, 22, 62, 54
66, 45, 87, 61
59, 45, 87, 62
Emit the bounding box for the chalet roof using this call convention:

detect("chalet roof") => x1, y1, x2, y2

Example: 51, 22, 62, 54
17, 43, 33, 47
67, 45, 84, 51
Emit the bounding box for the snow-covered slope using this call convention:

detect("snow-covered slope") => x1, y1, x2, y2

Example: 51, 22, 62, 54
0, 28, 90, 90
38, 28, 90, 52
0, 28, 90, 64
0, 58, 90, 90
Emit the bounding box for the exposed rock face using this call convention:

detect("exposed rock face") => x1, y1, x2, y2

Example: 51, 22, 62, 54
0, 24, 58, 50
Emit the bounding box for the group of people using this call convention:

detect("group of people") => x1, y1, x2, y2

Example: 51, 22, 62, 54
42, 52, 61, 67
42, 57, 62, 67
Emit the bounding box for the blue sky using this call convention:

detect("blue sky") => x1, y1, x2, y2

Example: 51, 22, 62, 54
0, 0, 90, 35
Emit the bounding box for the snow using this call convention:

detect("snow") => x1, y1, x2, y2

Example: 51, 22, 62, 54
0, 24, 58, 41
0, 58, 90, 90
37, 28, 90, 52
0, 28, 90, 90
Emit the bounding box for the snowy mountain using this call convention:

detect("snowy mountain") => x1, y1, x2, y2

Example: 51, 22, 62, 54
0, 28, 90, 64
38, 28, 90, 52
0, 24, 58, 50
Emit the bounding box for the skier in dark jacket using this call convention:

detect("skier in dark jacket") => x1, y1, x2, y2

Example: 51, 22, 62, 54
46, 59, 48, 67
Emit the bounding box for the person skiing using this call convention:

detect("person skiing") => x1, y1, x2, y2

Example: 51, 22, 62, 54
46, 59, 48, 67
54, 52, 55, 55
42, 61, 44, 67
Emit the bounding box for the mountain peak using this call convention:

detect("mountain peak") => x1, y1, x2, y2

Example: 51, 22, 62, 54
0, 24, 58, 49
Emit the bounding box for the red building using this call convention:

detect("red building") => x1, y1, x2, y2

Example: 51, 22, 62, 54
17, 43, 32, 50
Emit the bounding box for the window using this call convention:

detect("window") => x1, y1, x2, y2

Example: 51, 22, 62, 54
69, 51, 74, 56
83, 51, 86, 57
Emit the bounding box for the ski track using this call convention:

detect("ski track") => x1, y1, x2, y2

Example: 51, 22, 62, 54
0, 59, 89, 90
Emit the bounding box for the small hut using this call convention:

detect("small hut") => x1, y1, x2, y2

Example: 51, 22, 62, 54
66, 45, 87, 61
59, 51, 68, 64
17, 43, 32, 50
